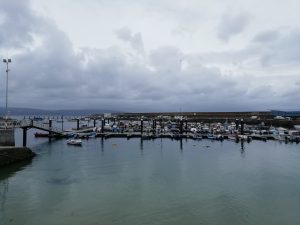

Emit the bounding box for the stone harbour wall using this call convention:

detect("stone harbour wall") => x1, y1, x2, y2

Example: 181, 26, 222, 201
0, 147, 36, 167
0, 129, 15, 146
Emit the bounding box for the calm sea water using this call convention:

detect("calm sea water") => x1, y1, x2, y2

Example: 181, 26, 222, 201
1, 129, 300, 225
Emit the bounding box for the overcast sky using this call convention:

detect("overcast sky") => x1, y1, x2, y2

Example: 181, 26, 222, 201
0, 0, 299, 112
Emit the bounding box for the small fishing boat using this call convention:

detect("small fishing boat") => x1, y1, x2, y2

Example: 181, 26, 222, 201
34, 132, 49, 138
88, 131, 97, 138
34, 132, 61, 138
173, 133, 182, 140
207, 134, 216, 140
192, 134, 202, 140
215, 134, 224, 141
142, 134, 152, 140
228, 134, 238, 142
67, 139, 82, 146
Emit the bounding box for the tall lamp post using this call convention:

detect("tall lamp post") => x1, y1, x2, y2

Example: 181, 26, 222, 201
3, 58, 11, 125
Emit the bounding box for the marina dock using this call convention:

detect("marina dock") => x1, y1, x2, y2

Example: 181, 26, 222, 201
14, 115, 300, 145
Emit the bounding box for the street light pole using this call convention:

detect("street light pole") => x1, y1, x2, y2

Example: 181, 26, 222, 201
3, 58, 11, 125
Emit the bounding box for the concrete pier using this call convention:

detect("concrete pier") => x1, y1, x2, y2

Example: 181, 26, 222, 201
0, 147, 36, 167
0, 129, 15, 146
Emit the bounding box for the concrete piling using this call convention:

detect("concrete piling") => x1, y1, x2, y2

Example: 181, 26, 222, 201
241, 119, 244, 135
101, 119, 104, 133
49, 119, 53, 140
61, 115, 64, 131
185, 119, 188, 134
22, 128, 27, 147
180, 119, 183, 134
141, 119, 143, 134
235, 119, 239, 132
152, 120, 155, 133
76, 119, 80, 130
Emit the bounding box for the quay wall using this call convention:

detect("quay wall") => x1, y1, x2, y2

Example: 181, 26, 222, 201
0, 147, 36, 167
0, 129, 15, 146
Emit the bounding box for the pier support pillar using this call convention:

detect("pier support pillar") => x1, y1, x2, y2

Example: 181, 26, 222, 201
61, 115, 64, 132
235, 119, 239, 133
185, 119, 188, 134
93, 119, 96, 128
241, 119, 244, 135
76, 119, 80, 130
61, 115, 64, 131
22, 128, 27, 147
160, 120, 163, 132
180, 119, 183, 134
141, 119, 143, 134
49, 119, 53, 140
152, 120, 155, 134
101, 119, 104, 133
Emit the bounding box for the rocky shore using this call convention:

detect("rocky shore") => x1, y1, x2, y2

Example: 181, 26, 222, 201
0, 147, 36, 167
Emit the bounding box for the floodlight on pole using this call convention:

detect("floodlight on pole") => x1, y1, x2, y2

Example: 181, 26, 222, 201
3, 58, 11, 125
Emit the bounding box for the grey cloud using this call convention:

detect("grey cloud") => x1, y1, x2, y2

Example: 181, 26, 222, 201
255, 30, 300, 66
252, 30, 280, 43
114, 27, 144, 54
0, 0, 38, 49
246, 85, 274, 99
1, 1, 300, 112
189, 28, 300, 69
217, 12, 250, 42
149, 46, 183, 72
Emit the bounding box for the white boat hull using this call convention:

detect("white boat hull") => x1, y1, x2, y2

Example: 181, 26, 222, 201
67, 139, 82, 146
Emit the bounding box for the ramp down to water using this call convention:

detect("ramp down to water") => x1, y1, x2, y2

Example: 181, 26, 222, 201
19, 120, 64, 147
19, 120, 64, 135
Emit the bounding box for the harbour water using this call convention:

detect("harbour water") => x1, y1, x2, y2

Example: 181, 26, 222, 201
1, 130, 300, 225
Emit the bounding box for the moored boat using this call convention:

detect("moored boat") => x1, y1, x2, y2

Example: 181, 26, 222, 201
34, 132, 49, 137
228, 134, 238, 142
192, 134, 203, 140
207, 134, 216, 140
67, 139, 82, 146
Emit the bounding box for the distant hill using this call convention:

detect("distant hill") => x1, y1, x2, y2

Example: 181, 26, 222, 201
0, 107, 118, 116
